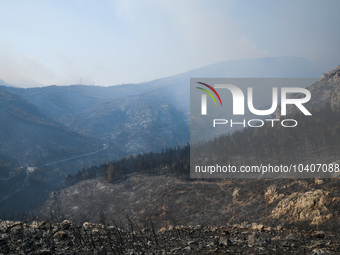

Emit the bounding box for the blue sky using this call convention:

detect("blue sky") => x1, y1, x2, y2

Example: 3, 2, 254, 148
0, 0, 339, 87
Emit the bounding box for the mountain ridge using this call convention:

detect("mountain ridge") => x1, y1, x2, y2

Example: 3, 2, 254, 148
0, 57, 323, 156
0, 87, 102, 166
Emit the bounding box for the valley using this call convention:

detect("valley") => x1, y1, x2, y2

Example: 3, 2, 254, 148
0, 59, 338, 254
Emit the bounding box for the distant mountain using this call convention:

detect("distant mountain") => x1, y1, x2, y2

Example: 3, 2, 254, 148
134, 56, 323, 112
2, 84, 158, 122
66, 90, 189, 154
1, 57, 322, 156
181, 56, 322, 78
0, 79, 12, 87
0, 87, 101, 166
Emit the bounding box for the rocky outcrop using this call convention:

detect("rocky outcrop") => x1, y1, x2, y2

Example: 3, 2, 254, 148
264, 185, 284, 204
278, 65, 340, 116
0, 220, 339, 254
313, 65, 340, 112
271, 189, 333, 224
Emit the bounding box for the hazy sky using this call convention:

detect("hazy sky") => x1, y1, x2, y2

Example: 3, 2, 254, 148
0, 0, 339, 87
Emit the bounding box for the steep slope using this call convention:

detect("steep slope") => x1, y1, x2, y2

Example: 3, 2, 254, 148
307, 65, 340, 111
39, 175, 340, 231
192, 65, 340, 178
0, 88, 101, 166
280, 65, 340, 118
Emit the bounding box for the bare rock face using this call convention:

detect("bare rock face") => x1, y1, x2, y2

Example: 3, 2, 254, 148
264, 185, 284, 205
271, 189, 333, 224
309, 65, 340, 112
320, 65, 340, 82
331, 78, 340, 111
278, 65, 340, 116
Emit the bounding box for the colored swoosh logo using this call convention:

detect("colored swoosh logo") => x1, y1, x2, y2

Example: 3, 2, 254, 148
196, 82, 223, 106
